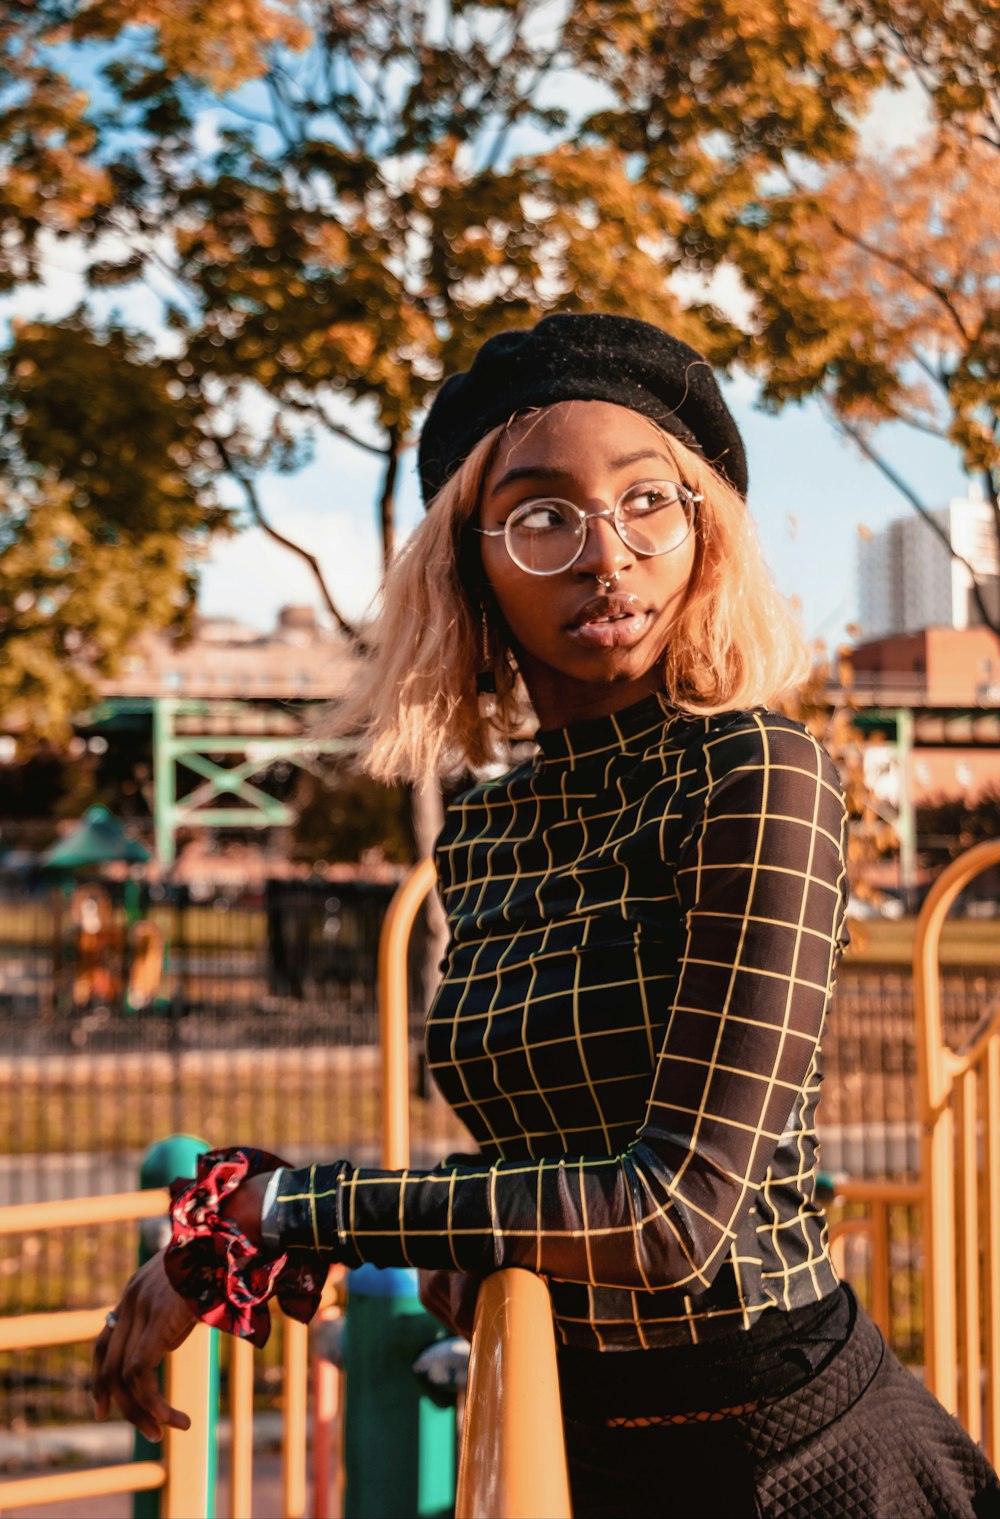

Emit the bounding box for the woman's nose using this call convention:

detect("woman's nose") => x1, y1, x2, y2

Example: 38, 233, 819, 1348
574, 509, 633, 578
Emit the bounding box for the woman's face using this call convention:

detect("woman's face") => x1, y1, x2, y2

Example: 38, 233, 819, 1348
478, 400, 698, 728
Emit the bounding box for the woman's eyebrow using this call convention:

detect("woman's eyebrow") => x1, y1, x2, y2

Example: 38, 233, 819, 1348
489, 449, 671, 495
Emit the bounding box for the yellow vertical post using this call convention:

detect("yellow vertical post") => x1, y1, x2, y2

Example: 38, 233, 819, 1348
457, 1269, 571, 1519
984, 1033, 1000, 1464
282, 1317, 310, 1519
956, 1067, 982, 1442
913, 839, 1000, 1416
162, 1326, 214, 1519
228, 1334, 255, 1519
870, 1202, 891, 1340
378, 858, 437, 1169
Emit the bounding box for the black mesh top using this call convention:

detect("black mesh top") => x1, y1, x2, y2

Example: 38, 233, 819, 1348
274, 694, 849, 1350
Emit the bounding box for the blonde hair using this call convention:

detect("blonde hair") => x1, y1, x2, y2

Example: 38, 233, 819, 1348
335, 420, 811, 782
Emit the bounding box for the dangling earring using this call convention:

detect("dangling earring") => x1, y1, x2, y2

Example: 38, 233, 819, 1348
476, 607, 498, 719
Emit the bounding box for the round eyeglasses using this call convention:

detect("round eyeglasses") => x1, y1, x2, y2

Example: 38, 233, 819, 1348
473, 480, 701, 576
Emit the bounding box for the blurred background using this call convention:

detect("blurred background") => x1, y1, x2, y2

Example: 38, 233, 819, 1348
0, 0, 997, 1465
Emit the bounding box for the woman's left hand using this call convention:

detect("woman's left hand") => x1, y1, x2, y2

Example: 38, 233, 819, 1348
92, 1249, 198, 1441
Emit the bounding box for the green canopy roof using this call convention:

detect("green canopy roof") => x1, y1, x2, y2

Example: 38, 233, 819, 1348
42, 805, 150, 870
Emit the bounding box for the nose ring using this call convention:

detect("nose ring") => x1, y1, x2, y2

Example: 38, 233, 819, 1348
595, 571, 620, 592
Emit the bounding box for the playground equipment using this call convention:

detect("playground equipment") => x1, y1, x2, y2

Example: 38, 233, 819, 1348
1, 840, 998, 1516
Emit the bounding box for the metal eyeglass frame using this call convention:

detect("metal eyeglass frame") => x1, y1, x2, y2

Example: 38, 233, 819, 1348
472, 481, 702, 576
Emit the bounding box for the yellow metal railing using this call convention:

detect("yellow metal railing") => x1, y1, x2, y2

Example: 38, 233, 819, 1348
4, 841, 997, 1515
826, 1178, 923, 1340
378, 858, 572, 1517
0, 1186, 321, 1518
825, 839, 1000, 1463
0, 1187, 210, 1519
456, 1269, 571, 1519
914, 838, 1000, 1453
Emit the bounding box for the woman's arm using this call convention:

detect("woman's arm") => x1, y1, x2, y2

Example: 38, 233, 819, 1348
92, 1174, 273, 1434
272, 716, 848, 1291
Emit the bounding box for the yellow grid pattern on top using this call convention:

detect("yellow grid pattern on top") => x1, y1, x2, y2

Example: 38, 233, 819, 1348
276, 695, 848, 1350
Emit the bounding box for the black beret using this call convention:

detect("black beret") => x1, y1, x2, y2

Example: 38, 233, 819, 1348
418, 312, 747, 505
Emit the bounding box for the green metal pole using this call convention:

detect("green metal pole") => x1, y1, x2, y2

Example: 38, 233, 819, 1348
344, 1266, 456, 1519
132, 1134, 220, 1519
895, 707, 917, 913
152, 698, 177, 871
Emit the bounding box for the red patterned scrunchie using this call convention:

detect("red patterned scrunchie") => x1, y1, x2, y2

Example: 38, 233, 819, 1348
164, 1146, 326, 1348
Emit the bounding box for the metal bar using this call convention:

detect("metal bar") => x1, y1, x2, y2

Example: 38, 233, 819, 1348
172, 806, 294, 828
282, 1318, 310, 1519
914, 840, 1000, 1414
228, 1335, 255, 1519
894, 708, 916, 910
0, 1306, 111, 1352
175, 754, 289, 813
153, 697, 178, 869
166, 737, 345, 756
834, 1180, 923, 1205
956, 1067, 982, 1442
0, 1462, 165, 1512
312, 1353, 342, 1519
456, 1269, 571, 1519
378, 857, 437, 1170
984, 1032, 1000, 1464
0, 1188, 169, 1236
162, 1326, 216, 1519
870, 1203, 891, 1340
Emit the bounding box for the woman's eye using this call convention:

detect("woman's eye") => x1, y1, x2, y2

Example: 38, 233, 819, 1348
516, 503, 567, 532
627, 484, 680, 515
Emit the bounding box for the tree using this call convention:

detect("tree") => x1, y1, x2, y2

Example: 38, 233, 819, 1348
683, 3, 999, 628
0, 0, 895, 868
0, 317, 227, 737
0, 1, 888, 642
738, 129, 1000, 631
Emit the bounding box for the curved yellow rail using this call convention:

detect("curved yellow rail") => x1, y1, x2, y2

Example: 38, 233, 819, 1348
379, 855, 437, 1169
457, 1269, 572, 1519
913, 837, 1000, 1447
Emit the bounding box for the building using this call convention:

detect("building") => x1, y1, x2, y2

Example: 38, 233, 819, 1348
857, 488, 1000, 640
847, 627, 1000, 805
100, 604, 350, 703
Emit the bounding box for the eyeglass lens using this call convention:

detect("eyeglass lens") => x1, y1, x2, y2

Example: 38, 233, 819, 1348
505, 481, 694, 574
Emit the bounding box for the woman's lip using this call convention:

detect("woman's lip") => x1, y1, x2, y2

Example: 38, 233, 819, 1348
568, 592, 645, 629
567, 610, 652, 648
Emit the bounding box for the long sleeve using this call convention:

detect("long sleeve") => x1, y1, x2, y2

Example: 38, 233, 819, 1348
272, 713, 848, 1297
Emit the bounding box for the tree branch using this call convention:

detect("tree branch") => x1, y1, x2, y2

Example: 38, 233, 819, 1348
209, 433, 357, 638
833, 409, 999, 634
281, 394, 391, 457
378, 425, 402, 566
785, 169, 973, 345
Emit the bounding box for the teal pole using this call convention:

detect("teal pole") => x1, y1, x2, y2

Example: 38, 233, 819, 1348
132, 1135, 220, 1519
344, 1265, 456, 1519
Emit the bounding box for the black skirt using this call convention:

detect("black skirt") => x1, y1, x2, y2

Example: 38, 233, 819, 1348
558, 1286, 1000, 1519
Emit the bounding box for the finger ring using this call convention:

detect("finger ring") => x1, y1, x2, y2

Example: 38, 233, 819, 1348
105, 1311, 118, 1329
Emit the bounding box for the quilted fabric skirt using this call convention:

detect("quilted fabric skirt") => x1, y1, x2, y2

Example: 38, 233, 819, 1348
559, 1287, 1000, 1518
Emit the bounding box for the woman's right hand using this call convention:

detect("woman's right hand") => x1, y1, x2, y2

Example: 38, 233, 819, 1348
418, 1268, 481, 1340
92, 1250, 198, 1441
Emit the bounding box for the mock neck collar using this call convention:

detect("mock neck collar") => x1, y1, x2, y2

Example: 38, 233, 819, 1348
535, 691, 674, 766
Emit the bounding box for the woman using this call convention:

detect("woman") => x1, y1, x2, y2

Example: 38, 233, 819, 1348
94, 314, 1000, 1518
